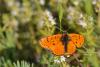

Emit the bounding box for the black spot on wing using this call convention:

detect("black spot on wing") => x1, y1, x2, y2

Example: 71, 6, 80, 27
78, 35, 81, 42
52, 43, 55, 45
75, 41, 78, 44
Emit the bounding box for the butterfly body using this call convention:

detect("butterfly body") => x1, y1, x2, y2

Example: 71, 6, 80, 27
61, 34, 70, 52
39, 34, 84, 56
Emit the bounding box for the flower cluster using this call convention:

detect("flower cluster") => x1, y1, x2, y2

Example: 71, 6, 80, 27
54, 56, 66, 63
45, 10, 56, 25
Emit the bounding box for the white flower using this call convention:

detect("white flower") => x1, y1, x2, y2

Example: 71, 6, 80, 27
92, 0, 97, 5
37, 20, 44, 29
7, 1, 14, 7
66, 55, 70, 57
78, 19, 87, 28
60, 56, 66, 62
54, 59, 60, 63
79, 13, 83, 18
45, 10, 56, 25
73, 1, 79, 6
45, 10, 53, 19
54, 56, 66, 64
7, 1, 20, 7
67, 6, 75, 20
15, 2, 20, 7
49, 19, 56, 25
67, 15, 72, 20
11, 10, 17, 16
67, 6, 74, 13
39, 0, 45, 5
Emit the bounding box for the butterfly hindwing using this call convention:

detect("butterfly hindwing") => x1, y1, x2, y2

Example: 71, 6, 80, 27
66, 41, 76, 54
50, 41, 64, 55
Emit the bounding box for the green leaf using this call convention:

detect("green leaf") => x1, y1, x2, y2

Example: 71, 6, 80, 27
57, 4, 64, 32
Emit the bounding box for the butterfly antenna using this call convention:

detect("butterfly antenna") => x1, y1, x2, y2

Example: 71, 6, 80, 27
54, 25, 64, 32
54, 25, 68, 34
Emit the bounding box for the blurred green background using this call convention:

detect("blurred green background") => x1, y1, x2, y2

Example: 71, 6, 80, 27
0, 0, 100, 67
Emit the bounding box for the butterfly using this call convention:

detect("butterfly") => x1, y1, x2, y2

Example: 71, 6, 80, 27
39, 33, 84, 56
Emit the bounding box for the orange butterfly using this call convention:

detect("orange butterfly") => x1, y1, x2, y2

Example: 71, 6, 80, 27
39, 33, 84, 56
